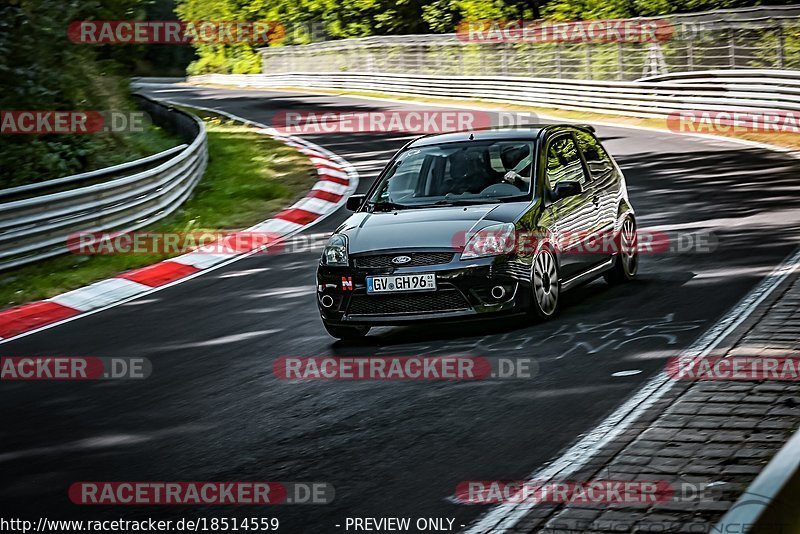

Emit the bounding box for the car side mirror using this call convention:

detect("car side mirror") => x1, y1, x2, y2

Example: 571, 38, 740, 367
553, 180, 582, 200
346, 194, 366, 211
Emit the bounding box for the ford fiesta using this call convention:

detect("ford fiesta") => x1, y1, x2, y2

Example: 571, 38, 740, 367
316, 125, 637, 340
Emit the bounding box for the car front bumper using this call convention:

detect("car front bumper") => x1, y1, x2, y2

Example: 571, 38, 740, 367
316, 253, 532, 326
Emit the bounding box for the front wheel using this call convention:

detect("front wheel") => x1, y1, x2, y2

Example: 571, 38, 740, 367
605, 216, 638, 285
323, 322, 370, 341
530, 247, 560, 320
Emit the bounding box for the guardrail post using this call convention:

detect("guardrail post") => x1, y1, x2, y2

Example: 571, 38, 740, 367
728, 28, 736, 68
686, 39, 694, 71
527, 45, 533, 77
556, 43, 563, 78
617, 42, 625, 80
585, 43, 593, 80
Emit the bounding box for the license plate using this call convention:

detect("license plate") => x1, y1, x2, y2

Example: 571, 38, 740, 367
366, 273, 436, 294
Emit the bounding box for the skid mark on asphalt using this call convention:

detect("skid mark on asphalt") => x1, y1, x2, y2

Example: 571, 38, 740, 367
237, 307, 290, 315
245, 286, 314, 299
534, 313, 706, 359
0, 425, 211, 464
365, 314, 704, 362
218, 267, 271, 278
164, 329, 282, 349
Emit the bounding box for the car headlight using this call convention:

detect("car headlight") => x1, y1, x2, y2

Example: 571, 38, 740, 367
321, 234, 349, 266
460, 223, 516, 260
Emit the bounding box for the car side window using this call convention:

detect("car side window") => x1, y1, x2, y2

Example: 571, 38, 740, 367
546, 135, 588, 191
575, 130, 614, 181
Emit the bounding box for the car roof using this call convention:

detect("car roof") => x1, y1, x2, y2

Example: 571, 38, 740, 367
407, 124, 594, 147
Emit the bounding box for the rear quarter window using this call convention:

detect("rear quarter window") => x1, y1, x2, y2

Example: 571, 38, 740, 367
546, 135, 588, 190
575, 130, 615, 181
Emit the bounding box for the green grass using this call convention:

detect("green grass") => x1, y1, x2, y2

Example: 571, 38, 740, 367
0, 111, 317, 309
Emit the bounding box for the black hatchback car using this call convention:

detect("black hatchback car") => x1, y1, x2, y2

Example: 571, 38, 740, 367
317, 125, 637, 340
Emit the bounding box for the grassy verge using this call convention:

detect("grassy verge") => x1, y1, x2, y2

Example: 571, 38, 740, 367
0, 110, 317, 309
200, 83, 800, 151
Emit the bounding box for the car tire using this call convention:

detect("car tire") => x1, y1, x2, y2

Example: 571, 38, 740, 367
530, 246, 560, 320
605, 216, 638, 285
323, 323, 370, 340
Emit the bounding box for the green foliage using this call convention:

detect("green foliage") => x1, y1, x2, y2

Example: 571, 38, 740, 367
175, 0, 797, 74
0, 0, 181, 187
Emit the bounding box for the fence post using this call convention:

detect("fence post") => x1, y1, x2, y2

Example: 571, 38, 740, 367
527, 44, 533, 77
617, 42, 625, 80
776, 24, 785, 69
585, 43, 593, 80
686, 38, 694, 71
728, 28, 736, 68
556, 42, 562, 78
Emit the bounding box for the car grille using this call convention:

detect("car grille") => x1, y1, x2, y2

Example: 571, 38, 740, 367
353, 252, 454, 269
347, 289, 470, 316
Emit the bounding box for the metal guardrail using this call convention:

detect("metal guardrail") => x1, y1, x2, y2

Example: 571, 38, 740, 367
714, 425, 800, 533
258, 5, 800, 81
0, 95, 208, 271
189, 69, 800, 119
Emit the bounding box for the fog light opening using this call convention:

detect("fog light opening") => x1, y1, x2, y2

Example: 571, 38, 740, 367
491, 285, 506, 300
320, 294, 334, 308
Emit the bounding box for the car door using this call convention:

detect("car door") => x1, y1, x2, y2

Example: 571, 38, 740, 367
543, 132, 598, 279
575, 129, 619, 262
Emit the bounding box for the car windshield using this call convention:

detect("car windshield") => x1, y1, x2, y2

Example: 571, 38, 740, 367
367, 140, 535, 209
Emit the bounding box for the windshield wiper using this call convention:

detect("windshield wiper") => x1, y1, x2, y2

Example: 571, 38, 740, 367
417, 199, 498, 207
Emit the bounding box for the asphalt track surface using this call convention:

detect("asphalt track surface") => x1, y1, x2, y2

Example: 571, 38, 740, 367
2, 84, 800, 532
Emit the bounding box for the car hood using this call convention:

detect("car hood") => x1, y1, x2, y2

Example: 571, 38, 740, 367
340, 202, 528, 254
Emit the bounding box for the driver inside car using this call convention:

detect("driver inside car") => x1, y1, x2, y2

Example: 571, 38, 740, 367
446, 149, 498, 194
499, 144, 532, 190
